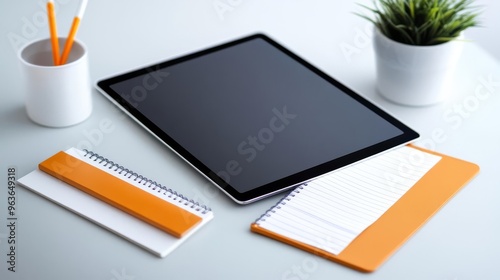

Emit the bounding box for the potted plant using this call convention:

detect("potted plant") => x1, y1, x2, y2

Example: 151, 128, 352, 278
358, 0, 480, 106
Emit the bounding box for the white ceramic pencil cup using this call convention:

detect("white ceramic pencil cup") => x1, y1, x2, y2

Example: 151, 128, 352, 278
19, 38, 92, 127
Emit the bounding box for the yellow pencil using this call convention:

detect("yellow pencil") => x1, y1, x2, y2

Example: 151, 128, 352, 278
47, 0, 60, 66
59, 0, 88, 65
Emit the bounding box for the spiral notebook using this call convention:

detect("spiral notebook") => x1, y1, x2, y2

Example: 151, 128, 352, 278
17, 148, 213, 257
251, 145, 479, 272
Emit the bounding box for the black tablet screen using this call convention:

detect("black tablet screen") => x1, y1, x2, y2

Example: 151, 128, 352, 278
100, 34, 417, 203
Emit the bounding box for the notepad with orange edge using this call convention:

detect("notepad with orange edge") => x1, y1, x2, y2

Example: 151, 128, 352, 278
251, 145, 479, 272
18, 148, 213, 257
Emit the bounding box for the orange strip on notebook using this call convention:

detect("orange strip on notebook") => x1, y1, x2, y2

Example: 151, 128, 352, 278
39, 151, 201, 238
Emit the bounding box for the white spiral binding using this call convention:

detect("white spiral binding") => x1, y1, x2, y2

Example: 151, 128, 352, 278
83, 149, 211, 214
255, 184, 306, 224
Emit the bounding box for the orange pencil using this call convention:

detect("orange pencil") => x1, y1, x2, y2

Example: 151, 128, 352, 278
59, 0, 88, 65
47, 0, 60, 66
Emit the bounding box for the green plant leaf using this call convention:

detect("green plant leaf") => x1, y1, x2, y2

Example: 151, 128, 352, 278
356, 0, 480, 45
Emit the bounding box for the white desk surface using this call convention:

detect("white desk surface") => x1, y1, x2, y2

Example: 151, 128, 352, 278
1, 1, 499, 279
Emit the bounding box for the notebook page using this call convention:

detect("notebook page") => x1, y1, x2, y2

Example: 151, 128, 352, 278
256, 146, 441, 255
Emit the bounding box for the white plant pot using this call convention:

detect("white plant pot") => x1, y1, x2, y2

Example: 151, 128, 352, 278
373, 28, 464, 106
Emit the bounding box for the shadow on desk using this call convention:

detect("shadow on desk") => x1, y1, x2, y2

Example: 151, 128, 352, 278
1, 104, 30, 126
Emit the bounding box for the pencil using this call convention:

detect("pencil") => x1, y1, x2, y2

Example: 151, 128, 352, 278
47, 0, 60, 66
59, 0, 88, 65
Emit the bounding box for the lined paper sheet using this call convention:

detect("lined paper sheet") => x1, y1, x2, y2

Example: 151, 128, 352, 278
256, 146, 442, 255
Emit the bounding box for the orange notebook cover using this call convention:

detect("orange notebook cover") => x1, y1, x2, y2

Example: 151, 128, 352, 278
39, 151, 202, 238
250, 145, 479, 272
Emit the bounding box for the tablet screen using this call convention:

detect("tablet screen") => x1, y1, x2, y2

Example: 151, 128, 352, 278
97, 34, 418, 203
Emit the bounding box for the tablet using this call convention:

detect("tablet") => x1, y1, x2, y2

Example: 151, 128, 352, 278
96, 34, 419, 204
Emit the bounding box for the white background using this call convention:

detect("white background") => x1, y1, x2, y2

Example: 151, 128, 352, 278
1, 1, 499, 280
